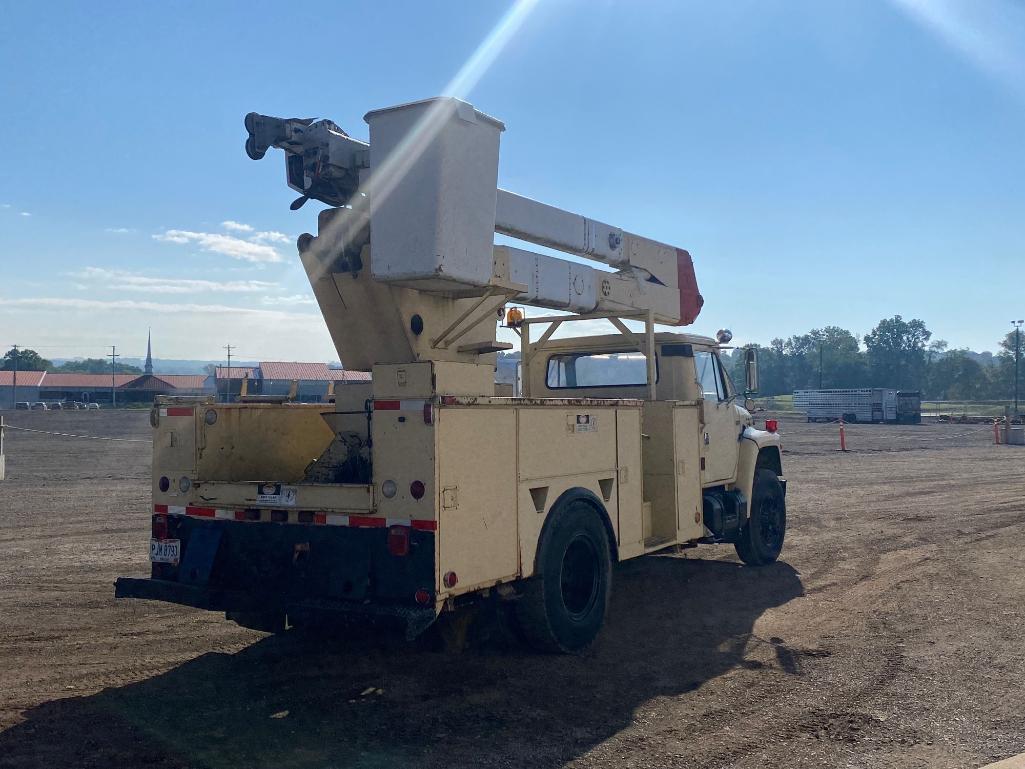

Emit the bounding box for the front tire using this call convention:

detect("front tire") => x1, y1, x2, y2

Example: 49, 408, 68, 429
515, 499, 612, 653
735, 468, 787, 566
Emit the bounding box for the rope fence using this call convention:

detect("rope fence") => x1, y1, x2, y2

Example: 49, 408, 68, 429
2, 424, 152, 443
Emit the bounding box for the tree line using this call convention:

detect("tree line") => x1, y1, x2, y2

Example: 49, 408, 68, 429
8, 314, 1025, 402
723, 315, 1024, 401
1, 349, 143, 375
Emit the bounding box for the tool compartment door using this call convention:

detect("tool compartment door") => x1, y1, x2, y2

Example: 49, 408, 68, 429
153, 404, 198, 495
436, 406, 518, 593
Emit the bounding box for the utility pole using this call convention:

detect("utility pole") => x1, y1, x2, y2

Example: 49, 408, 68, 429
108, 346, 120, 408
818, 341, 823, 389
10, 344, 18, 410
1013, 320, 1024, 415
223, 344, 234, 404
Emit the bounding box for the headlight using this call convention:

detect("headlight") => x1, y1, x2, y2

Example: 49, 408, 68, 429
179, 476, 192, 493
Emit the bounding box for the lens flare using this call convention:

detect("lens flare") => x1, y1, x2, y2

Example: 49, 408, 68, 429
307, 0, 541, 281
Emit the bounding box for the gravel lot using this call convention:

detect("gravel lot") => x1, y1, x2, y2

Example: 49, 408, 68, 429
0, 409, 1022, 768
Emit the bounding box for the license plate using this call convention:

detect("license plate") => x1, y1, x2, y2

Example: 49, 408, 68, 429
150, 538, 181, 564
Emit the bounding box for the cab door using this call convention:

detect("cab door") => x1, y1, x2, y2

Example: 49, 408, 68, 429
695, 351, 739, 485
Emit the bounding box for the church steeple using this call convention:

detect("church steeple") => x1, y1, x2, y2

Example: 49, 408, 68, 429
144, 328, 153, 376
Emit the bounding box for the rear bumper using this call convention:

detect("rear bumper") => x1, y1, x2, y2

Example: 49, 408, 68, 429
114, 577, 438, 639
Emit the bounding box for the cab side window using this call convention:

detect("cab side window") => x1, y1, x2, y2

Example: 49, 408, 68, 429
695, 351, 725, 401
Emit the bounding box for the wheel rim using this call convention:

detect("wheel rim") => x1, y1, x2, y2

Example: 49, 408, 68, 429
560, 534, 600, 619
759, 490, 785, 552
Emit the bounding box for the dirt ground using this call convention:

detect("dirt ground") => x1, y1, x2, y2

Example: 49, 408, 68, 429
1, 409, 1023, 769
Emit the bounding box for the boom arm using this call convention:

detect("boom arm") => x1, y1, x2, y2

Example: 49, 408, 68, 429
244, 98, 703, 371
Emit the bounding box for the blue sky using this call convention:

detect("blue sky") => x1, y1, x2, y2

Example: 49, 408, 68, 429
2, 0, 1023, 363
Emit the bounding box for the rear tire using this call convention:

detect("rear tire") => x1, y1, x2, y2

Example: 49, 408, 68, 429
735, 468, 786, 566
514, 499, 611, 653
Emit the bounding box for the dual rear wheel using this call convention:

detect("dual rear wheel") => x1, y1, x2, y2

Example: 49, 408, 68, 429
514, 499, 611, 654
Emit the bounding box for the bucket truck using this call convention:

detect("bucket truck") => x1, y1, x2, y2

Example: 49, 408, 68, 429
116, 98, 787, 652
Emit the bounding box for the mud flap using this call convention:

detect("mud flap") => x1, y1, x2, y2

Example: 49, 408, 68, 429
179, 527, 222, 586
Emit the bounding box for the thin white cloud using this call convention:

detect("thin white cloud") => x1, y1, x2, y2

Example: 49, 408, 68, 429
261, 293, 316, 306
1, 203, 10, 209
250, 230, 291, 245
105, 227, 134, 234
221, 220, 254, 233
19, 212, 31, 217
2, 296, 318, 321
153, 229, 282, 263
73, 267, 276, 294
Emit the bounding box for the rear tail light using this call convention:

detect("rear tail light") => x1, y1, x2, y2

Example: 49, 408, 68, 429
387, 525, 410, 556
152, 514, 169, 539
410, 480, 426, 500
414, 588, 432, 605
765, 419, 778, 433
443, 571, 458, 589
158, 476, 170, 492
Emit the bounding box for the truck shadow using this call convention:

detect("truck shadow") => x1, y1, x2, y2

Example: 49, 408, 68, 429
0, 556, 803, 769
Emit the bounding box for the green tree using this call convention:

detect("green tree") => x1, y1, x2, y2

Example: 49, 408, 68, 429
995, 330, 1025, 406
1, 347, 52, 371
926, 349, 984, 400
55, 358, 142, 374
863, 316, 931, 389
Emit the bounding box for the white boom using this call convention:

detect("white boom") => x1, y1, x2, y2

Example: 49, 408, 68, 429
246, 97, 703, 327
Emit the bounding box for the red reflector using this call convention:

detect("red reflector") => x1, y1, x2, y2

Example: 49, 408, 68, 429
414, 589, 432, 605
152, 514, 169, 539
443, 571, 458, 589
153, 503, 169, 514
234, 510, 246, 521
374, 400, 400, 410
765, 419, 778, 433
166, 407, 194, 417
387, 525, 410, 557
410, 480, 425, 500
423, 403, 434, 425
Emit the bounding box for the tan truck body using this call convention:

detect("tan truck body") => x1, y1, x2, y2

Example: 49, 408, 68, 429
118, 97, 787, 650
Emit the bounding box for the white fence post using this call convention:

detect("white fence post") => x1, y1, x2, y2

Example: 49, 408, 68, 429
0, 415, 6, 481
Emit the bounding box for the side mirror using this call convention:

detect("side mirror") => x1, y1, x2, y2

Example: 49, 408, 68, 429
744, 346, 759, 395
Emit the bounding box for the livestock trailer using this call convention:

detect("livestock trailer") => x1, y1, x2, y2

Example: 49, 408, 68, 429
793, 388, 899, 423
